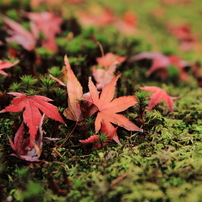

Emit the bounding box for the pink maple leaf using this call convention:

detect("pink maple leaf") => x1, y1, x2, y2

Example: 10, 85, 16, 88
3, 16, 37, 51
0, 60, 18, 76
140, 86, 178, 112
93, 53, 126, 89
25, 11, 63, 51
92, 62, 118, 90
129, 52, 190, 81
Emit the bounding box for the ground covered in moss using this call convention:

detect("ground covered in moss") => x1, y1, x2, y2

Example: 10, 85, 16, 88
1, 0, 202, 201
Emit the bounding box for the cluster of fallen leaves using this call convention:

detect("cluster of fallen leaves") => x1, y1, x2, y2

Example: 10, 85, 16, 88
0, 53, 178, 161
2, 2, 195, 162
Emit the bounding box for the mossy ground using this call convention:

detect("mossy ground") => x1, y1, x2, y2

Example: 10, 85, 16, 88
1, 0, 202, 201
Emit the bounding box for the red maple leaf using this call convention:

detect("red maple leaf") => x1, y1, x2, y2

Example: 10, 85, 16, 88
0, 60, 18, 76
8, 115, 44, 162
1, 93, 65, 143
80, 121, 118, 149
140, 86, 178, 112
87, 74, 143, 142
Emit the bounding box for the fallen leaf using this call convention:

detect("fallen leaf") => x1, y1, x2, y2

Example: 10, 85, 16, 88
93, 52, 126, 89
96, 52, 126, 69
63, 55, 84, 122
167, 23, 196, 51
24, 11, 63, 51
77, 7, 115, 27
87, 75, 143, 142
114, 11, 138, 35
8, 114, 45, 162
129, 52, 190, 81
0, 60, 18, 76
1, 93, 65, 143
79, 120, 118, 149
92, 62, 118, 90
140, 86, 178, 112
2, 15, 37, 51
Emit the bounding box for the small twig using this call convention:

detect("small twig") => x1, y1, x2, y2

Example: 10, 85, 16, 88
97, 41, 105, 57
57, 122, 78, 148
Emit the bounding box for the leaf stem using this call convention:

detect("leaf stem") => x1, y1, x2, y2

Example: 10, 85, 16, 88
57, 122, 78, 148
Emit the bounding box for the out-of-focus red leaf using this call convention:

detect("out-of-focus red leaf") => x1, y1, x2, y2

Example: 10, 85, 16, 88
114, 11, 138, 35
140, 86, 178, 112
0, 60, 18, 76
77, 7, 115, 27
129, 52, 190, 81
25, 11, 63, 51
93, 53, 126, 89
2, 16, 37, 51
96, 52, 126, 68
1, 93, 65, 144
92, 62, 118, 90
167, 23, 196, 51
87, 75, 142, 143
168, 55, 189, 81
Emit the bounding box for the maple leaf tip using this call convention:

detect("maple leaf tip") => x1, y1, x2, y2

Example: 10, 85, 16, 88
64, 55, 69, 65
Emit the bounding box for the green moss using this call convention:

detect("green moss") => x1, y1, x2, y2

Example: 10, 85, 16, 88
1, 0, 202, 201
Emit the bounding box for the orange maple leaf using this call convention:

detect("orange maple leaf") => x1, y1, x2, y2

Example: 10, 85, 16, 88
140, 86, 178, 112
87, 74, 143, 137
